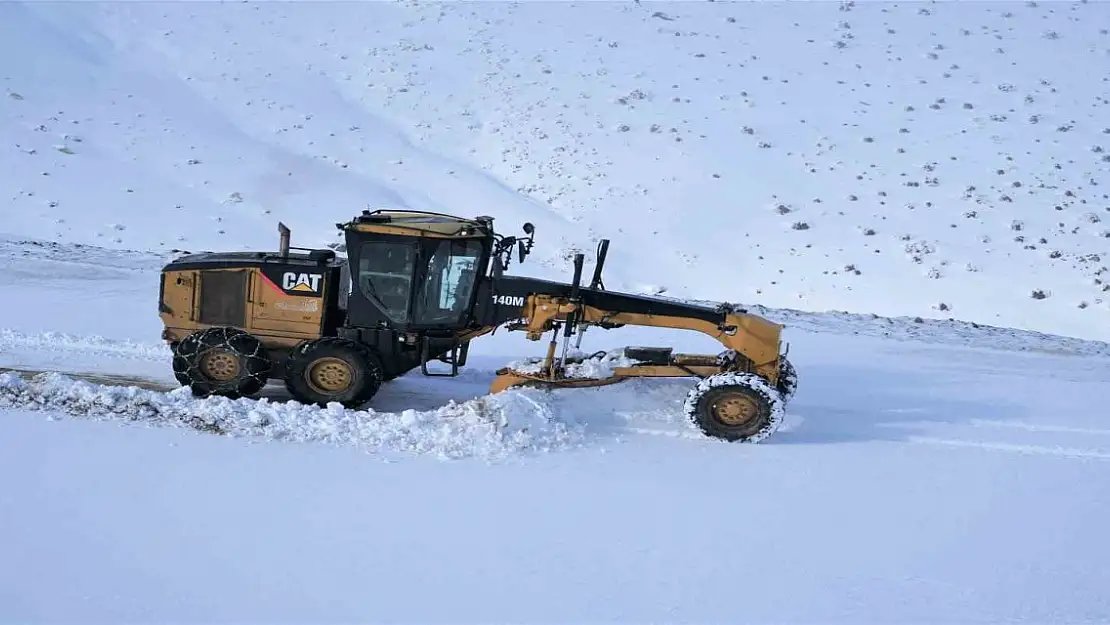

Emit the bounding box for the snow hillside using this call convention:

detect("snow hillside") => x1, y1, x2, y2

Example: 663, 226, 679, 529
3, 1, 1110, 340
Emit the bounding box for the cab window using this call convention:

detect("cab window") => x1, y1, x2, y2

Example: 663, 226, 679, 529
413, 239, 482, 325
357, 241, 414, 323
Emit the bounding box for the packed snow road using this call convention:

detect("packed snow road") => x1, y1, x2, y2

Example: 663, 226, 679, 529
2, 240, 1110, 621
3, 328, 1109, 622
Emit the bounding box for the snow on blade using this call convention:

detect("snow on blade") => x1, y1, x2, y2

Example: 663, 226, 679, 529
504, 348, 644, 378
0, 372, 586, 461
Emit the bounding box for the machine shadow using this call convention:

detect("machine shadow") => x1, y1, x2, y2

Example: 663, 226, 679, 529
768, 362, 1029, 446
254, 366, 495, 413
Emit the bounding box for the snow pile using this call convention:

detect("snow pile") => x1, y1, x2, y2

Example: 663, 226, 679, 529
0, 372, 586, 461
504, 348, 644, 379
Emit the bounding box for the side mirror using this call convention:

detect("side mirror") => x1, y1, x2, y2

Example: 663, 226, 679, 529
522, 222, 534, 235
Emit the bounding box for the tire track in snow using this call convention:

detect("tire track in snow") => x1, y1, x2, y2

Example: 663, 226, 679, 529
908, 437, 1110, 462
968, 419, 1110, 437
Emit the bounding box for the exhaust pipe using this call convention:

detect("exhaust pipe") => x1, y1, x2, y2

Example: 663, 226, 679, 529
278, 222, 290, 257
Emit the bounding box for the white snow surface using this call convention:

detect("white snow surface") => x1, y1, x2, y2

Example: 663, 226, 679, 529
4, 230, 1110, 624
3, 1, 1110, 622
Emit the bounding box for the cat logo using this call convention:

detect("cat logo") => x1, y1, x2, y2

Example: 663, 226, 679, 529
282, 271, 323, 294
492, 294, 526, 307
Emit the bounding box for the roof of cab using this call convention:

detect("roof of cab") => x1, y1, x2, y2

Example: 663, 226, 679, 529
340, 209, 495, 238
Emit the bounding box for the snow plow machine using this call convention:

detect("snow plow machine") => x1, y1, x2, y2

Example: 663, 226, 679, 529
157, 209, 797, 443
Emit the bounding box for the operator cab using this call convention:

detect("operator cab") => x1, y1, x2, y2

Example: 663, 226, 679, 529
337, 209, 534, 332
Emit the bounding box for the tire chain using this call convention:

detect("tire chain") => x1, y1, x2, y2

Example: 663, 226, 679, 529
172, 327, 271, 398
682, 371, 785, 443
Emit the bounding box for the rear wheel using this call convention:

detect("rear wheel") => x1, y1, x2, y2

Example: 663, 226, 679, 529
172, 327, 271, 399
683, 372, 784, 443
284, 338, 383, 408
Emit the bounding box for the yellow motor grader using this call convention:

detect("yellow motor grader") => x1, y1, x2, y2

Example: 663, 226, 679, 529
158, 209, 796, 442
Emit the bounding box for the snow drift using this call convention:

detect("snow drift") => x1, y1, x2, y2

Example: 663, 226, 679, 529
0, 372, 587, 461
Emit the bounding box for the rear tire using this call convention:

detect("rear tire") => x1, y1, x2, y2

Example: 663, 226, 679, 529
172, 327, 271, 399
284, 338, 383, 408
683, 372, 784, 443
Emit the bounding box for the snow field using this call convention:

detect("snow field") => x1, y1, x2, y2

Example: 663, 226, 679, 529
4, 330, 1110, 622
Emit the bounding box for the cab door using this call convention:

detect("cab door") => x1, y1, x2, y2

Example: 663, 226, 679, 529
343, 236, 418, 330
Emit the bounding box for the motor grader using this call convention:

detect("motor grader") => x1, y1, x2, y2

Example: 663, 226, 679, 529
158, 209, 797, 443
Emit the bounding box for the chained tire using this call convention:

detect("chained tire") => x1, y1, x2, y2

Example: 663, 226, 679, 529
171, 327, 272, 399
683, 372, 785, 443
777, 357, 798, 403
283, 337, 384, 409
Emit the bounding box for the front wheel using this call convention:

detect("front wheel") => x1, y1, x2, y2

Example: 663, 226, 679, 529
683, 372, 785, 443
283, 338, 383, 408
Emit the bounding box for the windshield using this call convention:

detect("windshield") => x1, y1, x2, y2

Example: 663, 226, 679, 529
413, 238, 483, 325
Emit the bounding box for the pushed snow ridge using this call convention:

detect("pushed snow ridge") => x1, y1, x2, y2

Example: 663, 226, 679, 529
0, 372, 589, 461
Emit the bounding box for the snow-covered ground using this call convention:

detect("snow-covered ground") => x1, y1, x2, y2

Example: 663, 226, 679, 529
3, 1, 1110, 622
3, 235, 1110, 622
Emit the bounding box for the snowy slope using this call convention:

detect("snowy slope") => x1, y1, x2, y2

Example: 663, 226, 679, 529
3, 1, 1109, 339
